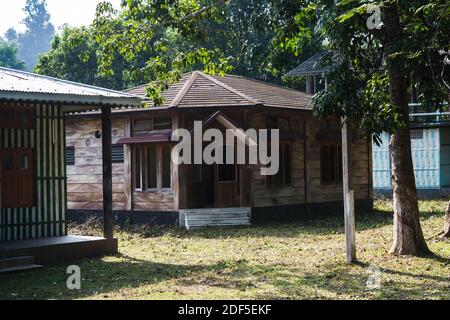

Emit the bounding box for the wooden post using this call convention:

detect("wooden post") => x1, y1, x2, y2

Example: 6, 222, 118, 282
123, 119, 133, 211
342, 118, 356, 263
102, 106, 114, 239
306, 76, 313, 94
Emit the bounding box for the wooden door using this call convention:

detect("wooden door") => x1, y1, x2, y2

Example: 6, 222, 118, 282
16, 149, 34, 207
215, 163, 240, 208
0, 149, 17, 208
0, 148, 34, 208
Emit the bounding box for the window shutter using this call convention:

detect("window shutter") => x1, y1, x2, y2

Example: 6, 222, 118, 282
112, 145, 124, 163
65, 146, 75, 166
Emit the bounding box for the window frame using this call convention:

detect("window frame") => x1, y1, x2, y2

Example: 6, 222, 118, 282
132, 116, 173, 136
266, 142, 293, 188
132, 144, 172, 192
320, 143, 343, 185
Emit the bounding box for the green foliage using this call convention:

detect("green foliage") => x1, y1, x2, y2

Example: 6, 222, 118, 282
34, 26, 151, 90
278, 0, 449, 139
0, 41, 26, 70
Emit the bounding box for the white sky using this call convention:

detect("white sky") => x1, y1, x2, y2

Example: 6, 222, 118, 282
0, 0, 122, 35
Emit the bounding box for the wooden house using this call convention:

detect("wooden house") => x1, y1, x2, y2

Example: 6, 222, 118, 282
66, 71, 373, 227
0, 67, 141, 268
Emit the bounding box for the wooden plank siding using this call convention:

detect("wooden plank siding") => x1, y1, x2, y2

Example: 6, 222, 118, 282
66, 117, 176, 212
65, 109, 372, 215
0, 103, 66, 242
247, 111, 370, 207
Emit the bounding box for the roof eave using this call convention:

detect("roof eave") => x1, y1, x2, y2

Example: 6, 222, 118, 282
0, 91, 142, 111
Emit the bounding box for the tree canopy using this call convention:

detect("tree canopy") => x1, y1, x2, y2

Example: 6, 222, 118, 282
35, 0, 319, 97
15, 0, 55, 70
0, 40, 26, 70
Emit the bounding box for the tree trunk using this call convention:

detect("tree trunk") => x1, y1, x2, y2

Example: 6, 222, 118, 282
383, 3, 430, 256
444, 201, 450, 238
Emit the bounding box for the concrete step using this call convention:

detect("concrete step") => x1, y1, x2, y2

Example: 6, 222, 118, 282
180, 207, 251, 230
0, 264, 43, 274
0, 256, 35, 269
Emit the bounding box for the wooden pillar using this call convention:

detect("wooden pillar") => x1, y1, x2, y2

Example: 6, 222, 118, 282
102, 106, 114, 239
304, 116, 312, 204
123, 119, 133, 211
313, 75, 317, 94
173, 112, 188, 210
342, 118, 356, 263
306, 76, 313, 94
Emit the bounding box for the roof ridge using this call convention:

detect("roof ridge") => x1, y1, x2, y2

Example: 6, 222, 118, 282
124, 72, 194, 93
196, 71, 260, 105
0, 66, 138, 98
169, 72, 199, 107
222, 73, 314, 95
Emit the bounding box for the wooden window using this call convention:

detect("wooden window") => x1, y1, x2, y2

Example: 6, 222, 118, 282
134, 147, 143, 190
133, 117, 172, 136
320, 144, 343, 185
267, 143, 292, 187
147, 145, 157, 189
65, 146, 75, 166
162, 145, 171, 188
0, 107, 34, 129
133, 144, 172, 191
154, 118, 172, 130
0, 148, 35, 208
112, 144, 124, 163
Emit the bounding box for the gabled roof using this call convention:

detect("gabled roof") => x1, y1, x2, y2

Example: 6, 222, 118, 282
0, 67, 142, 108
285, 52, 333, 77
125, 71, 312, 110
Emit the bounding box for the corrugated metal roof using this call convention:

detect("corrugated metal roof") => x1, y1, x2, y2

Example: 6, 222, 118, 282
285, 52, 333, 77
125, 71, 312, 111
0, 67, 142, 107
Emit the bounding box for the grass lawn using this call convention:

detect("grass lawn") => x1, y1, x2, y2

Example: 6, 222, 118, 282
0, 200, 449, 300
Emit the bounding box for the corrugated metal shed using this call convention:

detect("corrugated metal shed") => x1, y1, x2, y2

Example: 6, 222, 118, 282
0, 67, 142, 108
373, 128, 449, 190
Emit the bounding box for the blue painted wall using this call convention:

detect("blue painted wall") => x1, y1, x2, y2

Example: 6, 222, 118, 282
373, 128, 444, 190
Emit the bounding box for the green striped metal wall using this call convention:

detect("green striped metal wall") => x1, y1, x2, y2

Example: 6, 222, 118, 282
0, 103, 67, 242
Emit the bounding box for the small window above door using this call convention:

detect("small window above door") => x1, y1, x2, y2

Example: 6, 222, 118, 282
133, 117, 172, 136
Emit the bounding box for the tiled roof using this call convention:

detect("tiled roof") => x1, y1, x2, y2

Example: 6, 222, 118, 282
0, 67, 142, 107
125, 71, 312, 110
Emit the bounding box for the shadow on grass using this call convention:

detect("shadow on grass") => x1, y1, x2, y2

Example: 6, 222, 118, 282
130, 210, 395, 240
0, 254, 226, 300
1, 251, 449, 300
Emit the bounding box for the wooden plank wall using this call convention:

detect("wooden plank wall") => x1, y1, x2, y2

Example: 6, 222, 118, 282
247, 111, 370, 207
0, 103, 66, 242
66, 117, 175, 212
307, 116, 369, 203
248, 111, 306, 207
66, 117, 126, 210
65, 110, 371, 215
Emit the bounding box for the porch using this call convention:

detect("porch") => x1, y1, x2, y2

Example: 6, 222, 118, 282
0, 235, 118, 265
0, 67, 142, 270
